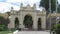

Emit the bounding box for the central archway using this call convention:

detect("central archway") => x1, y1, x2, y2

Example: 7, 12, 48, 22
23, 15, 33, 29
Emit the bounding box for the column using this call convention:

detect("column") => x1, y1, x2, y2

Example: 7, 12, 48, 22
41, 16, 46, 30
33, 16, 38, 30
8, 16, 15, 29
19, 14, 24, 29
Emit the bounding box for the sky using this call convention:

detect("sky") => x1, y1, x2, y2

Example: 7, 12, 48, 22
0, 0, 60, 13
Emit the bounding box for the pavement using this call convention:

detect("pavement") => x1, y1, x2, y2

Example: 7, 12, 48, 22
8, 33, 12, 34
17, 31, 53, 34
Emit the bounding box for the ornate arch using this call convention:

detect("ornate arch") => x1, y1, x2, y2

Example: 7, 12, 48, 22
23, 14, 33, 29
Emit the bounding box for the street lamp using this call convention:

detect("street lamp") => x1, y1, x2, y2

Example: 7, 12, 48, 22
55, 0, 58, 34
49, 0, 58, 34
57, 17, 59, 24
57, 17, 59, 20
49, 0, 51, 34
9, 16, 11, 19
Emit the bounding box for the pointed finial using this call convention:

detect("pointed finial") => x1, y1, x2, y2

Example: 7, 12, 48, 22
11, 7, 13, 10
11, 6, 14, 12
32, 3, 36, 9
20, 3, 23, 10
27, 4, 30, 6
33, 3, 36, 7
21, 3, 23, 7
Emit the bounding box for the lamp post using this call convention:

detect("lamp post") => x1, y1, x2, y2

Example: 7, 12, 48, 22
57, 17, 59, 24
57, 17, 59, 20
49, 0, 51, 34
55, 0, 58, 34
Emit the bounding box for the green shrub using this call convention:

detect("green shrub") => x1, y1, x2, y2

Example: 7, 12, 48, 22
0, 25, 5, 31
53, 24, 60, 29
52, 24, 60, 34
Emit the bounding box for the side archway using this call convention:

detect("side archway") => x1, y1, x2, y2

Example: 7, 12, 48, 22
38, 18, 41, 30
15, 17, 19, 30
23, 15, 33, 29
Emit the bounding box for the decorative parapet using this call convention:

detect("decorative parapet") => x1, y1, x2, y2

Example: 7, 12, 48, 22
10, 7, 14, 14
37, 12, 46, 16
10, 7, 18, 15
42, 8, 46, 14
37, 8, 46, 16
20, 3, 36, 10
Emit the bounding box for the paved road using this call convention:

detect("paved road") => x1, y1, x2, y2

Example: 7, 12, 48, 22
17, 31, 53, 34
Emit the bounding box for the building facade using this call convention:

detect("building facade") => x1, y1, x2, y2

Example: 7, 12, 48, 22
47, 13, 60, 30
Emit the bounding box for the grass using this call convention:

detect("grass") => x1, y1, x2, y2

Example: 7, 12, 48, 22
0, 31, 9, 34
0, 31, 13, 34
0, 29, 16, 34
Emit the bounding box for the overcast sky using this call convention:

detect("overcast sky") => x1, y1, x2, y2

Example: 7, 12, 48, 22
0, 0, 60, 13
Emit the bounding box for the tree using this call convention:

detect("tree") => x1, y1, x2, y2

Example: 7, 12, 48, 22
0, 16, 10, 25
0, 16, 5, 25
58, 4, 60, 13
6, 12, 10, 16
54, 24, 60, 34
40, 0, 57, 13
0, 16, 10, 31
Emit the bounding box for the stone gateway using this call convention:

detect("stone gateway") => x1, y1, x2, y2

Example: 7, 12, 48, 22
8, 3, 46, 30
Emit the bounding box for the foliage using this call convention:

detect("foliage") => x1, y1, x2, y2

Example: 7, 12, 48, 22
23, 15, 33, 28
0, 16, 10, 25
0, 16, 10, 31
0, 25, 5, 31
55, 24, 60, 34
52, 24, 60, 30
0, 31, 9, 34
0, 16, 4, 19
40, 0, 57, 13
6, 12, 10, 16
40, 0, 49, 11
0, 16, 5, 25
58, 5, 60, 13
